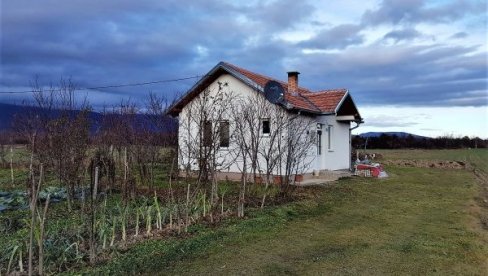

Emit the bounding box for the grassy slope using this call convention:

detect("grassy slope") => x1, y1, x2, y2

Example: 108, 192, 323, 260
85, 149, 487, 275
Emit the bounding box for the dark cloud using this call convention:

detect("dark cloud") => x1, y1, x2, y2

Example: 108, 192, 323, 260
362, 0, 485, 25
383, 28, 422, 42
1, 0, 312, 107
248, 0, 314, 30
450, 31, 468, 39
0, 0, 486, 109
299, 24, 364, 49
295, 44, 487, 107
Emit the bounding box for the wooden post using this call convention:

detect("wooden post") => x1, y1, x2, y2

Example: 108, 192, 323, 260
93, 167, 99, 201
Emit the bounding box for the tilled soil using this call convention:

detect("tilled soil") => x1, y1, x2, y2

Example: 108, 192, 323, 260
383, 159, 466, 169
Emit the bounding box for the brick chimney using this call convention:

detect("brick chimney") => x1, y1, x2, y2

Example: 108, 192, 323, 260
287, 71, 300, 93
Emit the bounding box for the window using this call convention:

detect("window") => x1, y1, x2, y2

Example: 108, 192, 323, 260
317, 130, 322, 155
327, 125, 333, 150
203, 120, 212, 147
219, 121, 229, 148
262, 119, 270, 135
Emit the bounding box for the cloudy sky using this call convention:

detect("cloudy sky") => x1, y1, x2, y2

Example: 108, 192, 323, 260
1, 0, 487, 137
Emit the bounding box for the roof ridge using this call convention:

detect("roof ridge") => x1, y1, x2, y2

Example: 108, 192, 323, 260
222, 62, 280, 83
222, 61, 313, 93
306, 89, 347, 96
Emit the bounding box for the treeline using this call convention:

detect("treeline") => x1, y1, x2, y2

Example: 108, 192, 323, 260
352, 134, 488, 149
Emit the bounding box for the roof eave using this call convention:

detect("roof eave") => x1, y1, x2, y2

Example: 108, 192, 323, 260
334, 90, 349, 114
333, 89, 362, 121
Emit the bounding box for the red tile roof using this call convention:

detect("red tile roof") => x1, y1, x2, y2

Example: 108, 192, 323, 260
224, 62, 346, 113
168, 62, 351, 116
305, 89, 347, 113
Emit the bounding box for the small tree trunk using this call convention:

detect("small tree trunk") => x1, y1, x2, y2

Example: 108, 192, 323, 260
261, 178, 270, 209
238, 170, 247, 218
221, 193, 224, 215
10, 145, 14, 186
38, 194, 50, 276
28, 197, 36, 276
89, 166, 99, 265
123, 147, 128, 202
185, 183, 190, 232
28, 164, 43, 276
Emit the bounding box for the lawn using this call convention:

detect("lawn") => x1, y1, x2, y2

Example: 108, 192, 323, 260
83, 149, 487, 275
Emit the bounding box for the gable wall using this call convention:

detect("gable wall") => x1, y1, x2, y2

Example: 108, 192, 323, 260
179, 73, 307, 175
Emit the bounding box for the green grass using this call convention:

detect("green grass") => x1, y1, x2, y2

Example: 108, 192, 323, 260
80, 149, 487, 275
0, 146, 30, 190
1, 149, 486, 274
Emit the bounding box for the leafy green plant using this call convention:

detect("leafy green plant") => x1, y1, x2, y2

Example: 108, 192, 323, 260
134, 206, 143, 237
219, 185, 230, 215
116, 203, 129, 243
6, 244, 21, 274
110, 216, 117, 247
153, 193, 162, 230
145, 205, 152, 235
97, 212, 109, 250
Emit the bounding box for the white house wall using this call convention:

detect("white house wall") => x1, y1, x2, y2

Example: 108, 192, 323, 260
178, 73, 291, 175
314, 115, 351, 171
177, 73, 351, 175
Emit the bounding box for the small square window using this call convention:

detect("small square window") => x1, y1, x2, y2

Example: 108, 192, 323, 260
262, 119, 270, 135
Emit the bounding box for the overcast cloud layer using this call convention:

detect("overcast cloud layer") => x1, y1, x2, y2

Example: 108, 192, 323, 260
1, 0, 487, 110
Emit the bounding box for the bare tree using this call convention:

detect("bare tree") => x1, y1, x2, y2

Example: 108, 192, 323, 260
277, 113, 316, 196
257, 104, 289, 207
231, 93, 317, 206
26, 78, 91, 208
99, 100, 138, 202
178, 83, 236, 213
229, 92, 271, 217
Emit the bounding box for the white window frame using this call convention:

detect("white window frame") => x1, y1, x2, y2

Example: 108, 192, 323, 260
327, 125, 333, 151
317, 123, 323, 155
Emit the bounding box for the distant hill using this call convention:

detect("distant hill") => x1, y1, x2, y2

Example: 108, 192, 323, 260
0, 102, 104, 131
0, 102, 177, 133
0, 103, 38, 130
357, 132, 429, 139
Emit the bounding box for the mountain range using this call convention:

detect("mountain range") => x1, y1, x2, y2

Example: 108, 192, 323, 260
0, 103, 177, 132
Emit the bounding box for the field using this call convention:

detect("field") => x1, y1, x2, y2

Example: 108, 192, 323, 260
1, 149, 487, 274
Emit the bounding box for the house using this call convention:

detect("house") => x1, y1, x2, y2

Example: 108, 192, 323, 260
168, 61, 362, 179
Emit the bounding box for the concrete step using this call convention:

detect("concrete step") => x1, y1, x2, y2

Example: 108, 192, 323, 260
297, 170, 352, 186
